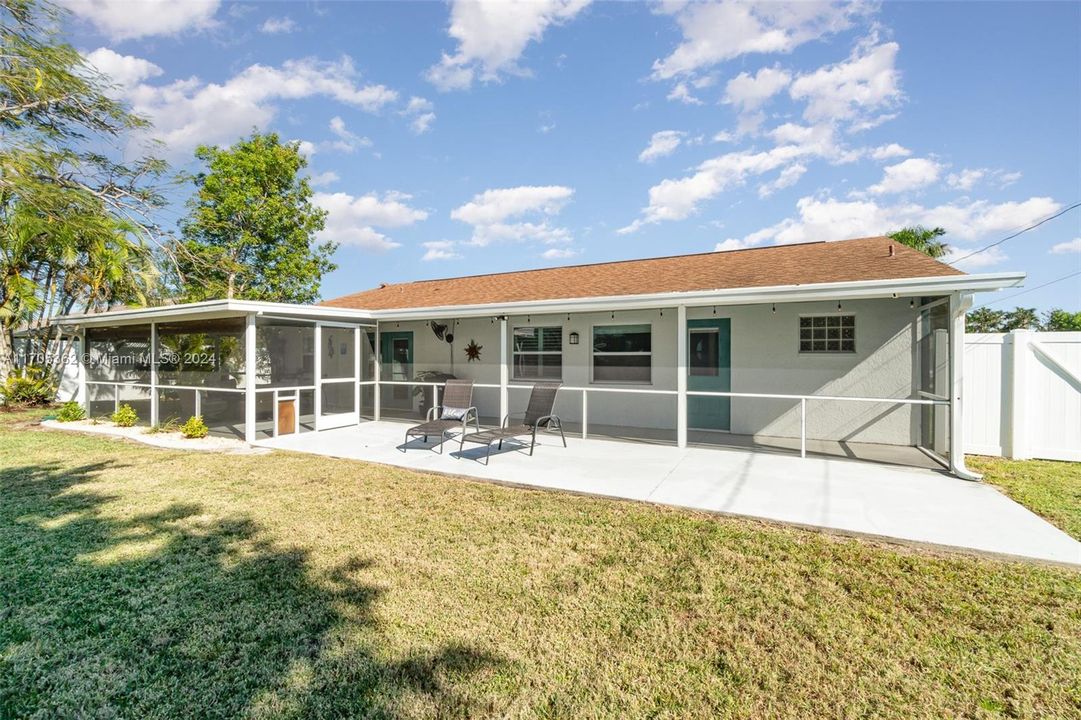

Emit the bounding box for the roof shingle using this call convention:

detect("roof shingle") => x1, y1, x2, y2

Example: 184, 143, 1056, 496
321, 236, 964, 311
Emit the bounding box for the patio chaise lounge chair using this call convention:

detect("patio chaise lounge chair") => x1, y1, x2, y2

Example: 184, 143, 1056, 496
458, 381, 566, 464
402, 378, 479, 453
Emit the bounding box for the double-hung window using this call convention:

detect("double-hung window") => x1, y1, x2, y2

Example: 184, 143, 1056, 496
592, 324, 651, 383
512, 326, 562, 379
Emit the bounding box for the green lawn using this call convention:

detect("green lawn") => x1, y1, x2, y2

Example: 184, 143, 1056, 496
970, 455, 1081, 541
1, 408, 1079, 719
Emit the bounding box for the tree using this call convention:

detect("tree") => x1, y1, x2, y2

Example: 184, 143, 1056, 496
1000, 307, 1041, 332
887, 226, 949, 258
1043, 308, 1081, 331
173, 132, 335, 304
0, 0, 168, 383
965, 307, 1005, 333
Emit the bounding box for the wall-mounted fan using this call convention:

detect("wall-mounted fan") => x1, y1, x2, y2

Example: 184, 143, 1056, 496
430, 321, 455, 344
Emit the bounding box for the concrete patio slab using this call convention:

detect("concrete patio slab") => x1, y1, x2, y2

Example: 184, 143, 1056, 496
255, 422, 1081, 567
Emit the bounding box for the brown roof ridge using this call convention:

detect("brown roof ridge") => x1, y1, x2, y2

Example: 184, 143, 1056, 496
335, 237, 898, 299
321, 235, 963, 311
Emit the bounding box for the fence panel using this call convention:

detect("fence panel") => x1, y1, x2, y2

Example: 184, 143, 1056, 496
965, 331, 1081, 461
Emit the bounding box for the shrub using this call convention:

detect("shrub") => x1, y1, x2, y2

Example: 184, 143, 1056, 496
111, 404, 138, 427
180, 415, 209, 439
0, 367, 55, 407
56, 401, 86, 422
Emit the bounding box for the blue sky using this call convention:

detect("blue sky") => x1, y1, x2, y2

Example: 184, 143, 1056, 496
63, 0, 1080, 310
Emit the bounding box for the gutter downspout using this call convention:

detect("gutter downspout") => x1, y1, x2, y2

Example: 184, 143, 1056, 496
949, 291, 981, 480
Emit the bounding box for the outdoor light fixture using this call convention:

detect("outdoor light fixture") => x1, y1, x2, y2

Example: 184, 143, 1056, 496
910, 298, 916, 308
837, 301, 843, 311
569, 331, 579, 345
771, 304, 776, 314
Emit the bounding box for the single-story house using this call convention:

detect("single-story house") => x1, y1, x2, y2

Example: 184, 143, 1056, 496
54, 236, 1025, 479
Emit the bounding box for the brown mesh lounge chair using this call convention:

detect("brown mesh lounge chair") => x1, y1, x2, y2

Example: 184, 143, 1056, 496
402, 379, 479, 453
459, 381, 566, 464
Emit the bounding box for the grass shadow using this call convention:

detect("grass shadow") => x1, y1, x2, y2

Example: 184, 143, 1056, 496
0, 460, 501, 718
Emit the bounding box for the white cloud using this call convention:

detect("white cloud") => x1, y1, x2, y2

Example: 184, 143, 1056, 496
946, 168, 985, 191
308, 171, 339, 187
723, 65, 791, 112
621, 123, 850, 232
758, 162, 807, 198
61, 0, 220, 41
421, 241, 461, 261
942, 246, 1008, 270
723, 195, 1063, 250
1050, 238, 1081, 255
667, 82, 703, 105
652, 1, 865, 79
946, 168, 1022, 191
401, 96, 436, 134
712, 130, 735, 143
638, 130, 685, 163
260, 16, 297, 34
426, 0, 591, 91
114, 55, 397, 158
542, 247, 580, 259
870, 143, 910, 160
326, 116, 372, 153
451, 185, 575, 248
314, 191, 428, 251
410, 112, 436, 134
83, 47, 163, 89
789, 37, 902, 128
295, 140, 317, 158
865, 157, 942, 195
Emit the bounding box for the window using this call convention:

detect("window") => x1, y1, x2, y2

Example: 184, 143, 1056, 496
593, 324, 651, 383
799, 315, 855, 353
513, 326, 562, 379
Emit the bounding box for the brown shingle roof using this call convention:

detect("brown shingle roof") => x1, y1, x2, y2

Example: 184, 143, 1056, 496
321, 236, 964, 311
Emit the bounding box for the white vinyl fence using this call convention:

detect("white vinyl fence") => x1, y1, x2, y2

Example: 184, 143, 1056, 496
965, 331, 1081, 462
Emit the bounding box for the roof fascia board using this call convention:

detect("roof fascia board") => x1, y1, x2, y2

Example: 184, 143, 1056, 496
56, 300, 376, 327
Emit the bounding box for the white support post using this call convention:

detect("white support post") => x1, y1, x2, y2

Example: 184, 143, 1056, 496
272, 389, 279, 439
581, 390, 588, 440
76, 330, 87, 410
313, 323, 322, 432
676, 305, 688, 448
244, 314, 256, 443
354, 326, 361, 425
948, 292, 981, 480
800, 398, 807, 458
1006, 328, 1032, 459
373, 323, 381, 421
149, 321, 158, 427
499, 317, 509, 423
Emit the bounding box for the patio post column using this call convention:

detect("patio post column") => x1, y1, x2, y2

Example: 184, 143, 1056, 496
373, 322, 381, 421
948, 292, 980, 480
354, 326, 361, 425
676, 305, 688, 448
244, 313, 257, 443
76, 328, 87, 410
149, 321, 158, 427
313, 322, 322, 432
499, 316, 509, 422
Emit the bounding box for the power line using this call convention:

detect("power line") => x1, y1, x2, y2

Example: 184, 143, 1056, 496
947, 201, 1081, 266
973, 269, 1081, 309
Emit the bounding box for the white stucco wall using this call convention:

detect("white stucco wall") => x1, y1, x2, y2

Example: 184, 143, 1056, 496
388, 297, 920, 445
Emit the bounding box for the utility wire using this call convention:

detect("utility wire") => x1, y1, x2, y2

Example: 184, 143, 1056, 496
947, 201, 1081, 266
973, 269, 1081, 309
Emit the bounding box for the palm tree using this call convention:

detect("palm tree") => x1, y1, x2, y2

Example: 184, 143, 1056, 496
887, 226, 949, 258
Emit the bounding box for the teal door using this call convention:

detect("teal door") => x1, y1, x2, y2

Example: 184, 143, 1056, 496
687, 319, 731, 431
380, 331, 413, 409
